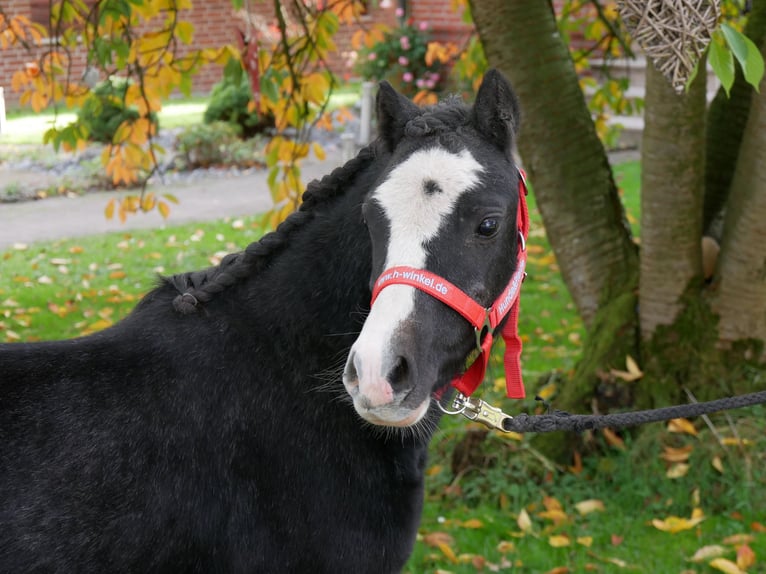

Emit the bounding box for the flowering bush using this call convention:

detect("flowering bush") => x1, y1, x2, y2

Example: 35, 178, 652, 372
355, 19, 446, 96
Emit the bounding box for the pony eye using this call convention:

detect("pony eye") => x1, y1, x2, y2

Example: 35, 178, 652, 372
477, 218, 499, 237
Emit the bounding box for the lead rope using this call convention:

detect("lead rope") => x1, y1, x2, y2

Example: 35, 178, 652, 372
443, 390, 766, 433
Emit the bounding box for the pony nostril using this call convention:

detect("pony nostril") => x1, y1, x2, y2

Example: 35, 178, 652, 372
344, 350, 360, 387
387, 355, 410, 391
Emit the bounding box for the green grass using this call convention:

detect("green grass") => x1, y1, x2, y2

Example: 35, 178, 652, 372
0, 98, 208, 145
2, 160, 765, 572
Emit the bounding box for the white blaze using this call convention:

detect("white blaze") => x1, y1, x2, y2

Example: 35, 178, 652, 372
346, 147, 484, 414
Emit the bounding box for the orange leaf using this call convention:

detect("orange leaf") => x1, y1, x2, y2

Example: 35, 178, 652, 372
422, 532, 454, 548
602, 428, 626, 450
460, 518, 484, 529
736, 545, 755, 570
158, 201, 171, 220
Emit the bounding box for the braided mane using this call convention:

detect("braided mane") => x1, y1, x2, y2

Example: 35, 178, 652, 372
167, 96, 474, 315
169, 144, 378, 314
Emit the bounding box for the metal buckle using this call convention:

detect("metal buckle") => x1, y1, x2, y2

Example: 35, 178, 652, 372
438, 392, 515, 432
475, 308, 492, 350
518, 229, 526, 252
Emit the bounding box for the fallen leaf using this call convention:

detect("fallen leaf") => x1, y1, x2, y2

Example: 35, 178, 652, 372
517, 508, 533, 534
610, 534, 624, 546
544, 567, 570, 574
723, 534, 755, 546
660, 445, 694, 462
712, 456, 724, 473
688, 545, 727, 562
668, 418, 698, 436
460, 519, 483, 529
602, 428, 626, 450
736, 544, 755, 570
543, 496, 563, 512
721, 437, 752, 447
751, 522, 766, 533
422, 532, 454, 548
666, 463, 690, 479
575, 499, 605, 515
548, 535, 570, 548
537, 509, 568, 525
496, 540, 516, 553
710, 557, 746, 574
436, 541, 459, 564
652, 514, 705, 533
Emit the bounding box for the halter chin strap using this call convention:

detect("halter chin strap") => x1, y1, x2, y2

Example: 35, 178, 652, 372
370, 169, 530, 399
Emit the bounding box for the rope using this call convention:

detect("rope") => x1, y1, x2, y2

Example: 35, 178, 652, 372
501, 390, 766, 433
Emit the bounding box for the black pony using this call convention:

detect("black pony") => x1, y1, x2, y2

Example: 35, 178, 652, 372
0, 70, 523, 573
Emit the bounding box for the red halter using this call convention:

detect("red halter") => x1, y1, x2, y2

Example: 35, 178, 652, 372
370, 169, 530, 399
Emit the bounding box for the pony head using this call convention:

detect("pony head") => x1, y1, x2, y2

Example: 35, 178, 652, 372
343, 70, 523, 427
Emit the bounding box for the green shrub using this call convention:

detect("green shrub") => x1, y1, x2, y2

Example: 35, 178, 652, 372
175, 122, 264, 169
78, 78, 158, 143
204, 74, 273, 138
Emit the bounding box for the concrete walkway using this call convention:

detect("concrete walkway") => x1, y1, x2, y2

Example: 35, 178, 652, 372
0, 149, 347, 251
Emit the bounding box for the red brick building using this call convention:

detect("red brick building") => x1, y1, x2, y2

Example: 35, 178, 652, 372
0, 0, 471, 107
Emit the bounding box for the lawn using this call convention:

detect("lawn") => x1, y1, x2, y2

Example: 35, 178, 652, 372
1, 160, 764, 573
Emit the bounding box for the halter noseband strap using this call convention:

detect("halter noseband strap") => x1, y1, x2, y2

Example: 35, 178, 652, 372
370, 169, 530, 400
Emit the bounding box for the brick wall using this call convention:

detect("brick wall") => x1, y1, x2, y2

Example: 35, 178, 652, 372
0, 0, 466, 108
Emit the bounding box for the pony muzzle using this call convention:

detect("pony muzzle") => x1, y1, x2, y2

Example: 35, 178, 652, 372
343, 348, 429, 427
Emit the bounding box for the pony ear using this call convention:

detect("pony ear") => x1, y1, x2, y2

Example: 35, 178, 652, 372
376, 81, 421, 152
472, 69, 521, 154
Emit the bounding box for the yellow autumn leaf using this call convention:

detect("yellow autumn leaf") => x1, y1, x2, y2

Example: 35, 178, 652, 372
538, 509, 568, 524
460, 519, 483, 529
436, 541, 459, 564
710, 557, 746, 574
576, 537, 593, 548
548, 535, 570, 548
496, 541, 515, 553
610, 354, 643, 382
313, 142, 326, 161
666, 463, 690, 479
668, 418, 698, 436
105, 198, 116, 220
652, 514, 705, 533
517, 508, 533, 533
721, 437, 752, 446
688, 544, 727, 562
712, 456, 724, 473
158, 201, 171, 220
575, 499, 605, 515
660, 445, 693, 462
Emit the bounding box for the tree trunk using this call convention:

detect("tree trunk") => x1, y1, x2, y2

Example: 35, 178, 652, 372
710, 69, 766, 354
639, 59, 707, 339
703, 0, 766, 236
469, 0, 639, 329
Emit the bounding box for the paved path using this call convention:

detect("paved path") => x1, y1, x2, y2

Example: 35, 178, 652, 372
0, 149, 347, 250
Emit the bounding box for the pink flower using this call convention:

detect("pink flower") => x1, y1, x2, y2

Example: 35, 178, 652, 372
416, 78, 425, 88
403, 72, 413, 82
399, 36, 410, 50
367, 52, 377, 61
398, 56, 409, 66
418, 21, 429, 31
395, 7, 404, 17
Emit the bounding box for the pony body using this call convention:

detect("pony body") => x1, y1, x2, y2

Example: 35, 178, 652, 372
0, 70, 521, 573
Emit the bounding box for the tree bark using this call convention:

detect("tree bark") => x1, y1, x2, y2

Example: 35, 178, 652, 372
639, 59, 707, 338
703, 0, 766, 236
710, 71, 766, 352
469, 0, 639, 328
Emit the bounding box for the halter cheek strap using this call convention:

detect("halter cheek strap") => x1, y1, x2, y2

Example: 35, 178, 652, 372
370, 169, 530, 399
